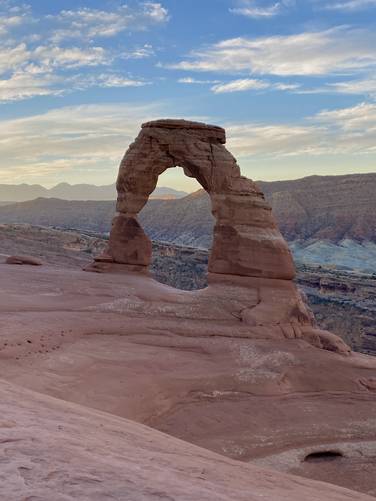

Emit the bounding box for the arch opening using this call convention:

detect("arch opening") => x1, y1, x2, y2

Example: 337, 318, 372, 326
140, 166, 210, 291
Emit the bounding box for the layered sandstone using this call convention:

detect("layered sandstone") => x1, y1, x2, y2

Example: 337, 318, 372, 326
101, 119, 295, 280
87, 119, 350, 355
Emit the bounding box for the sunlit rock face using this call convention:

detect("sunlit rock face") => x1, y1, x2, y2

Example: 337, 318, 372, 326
107, 119, 295, 280
86, 119, 350, 355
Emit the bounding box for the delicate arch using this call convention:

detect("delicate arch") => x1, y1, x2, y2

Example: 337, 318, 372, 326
96, 119, 295, 280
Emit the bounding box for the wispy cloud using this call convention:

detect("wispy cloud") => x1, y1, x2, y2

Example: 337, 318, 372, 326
0, 1, 31, 36
322, 0, 376, 11
122, 44, 155, 60
210, 78, 300, 93
0, 103, 162, 184
47, 3, 169, 42
0, 2, 168, 103
1, 101, 375, 185
211, 78, 270, 93
167, 27, 376, 77
178, 77, 220, 84
226, 101, 376, 158
230, 1, 283, 18
328, 76, 376, 97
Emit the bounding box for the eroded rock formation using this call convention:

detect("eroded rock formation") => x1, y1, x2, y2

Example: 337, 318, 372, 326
87, 119, 349, 355
99, 119, 295, 279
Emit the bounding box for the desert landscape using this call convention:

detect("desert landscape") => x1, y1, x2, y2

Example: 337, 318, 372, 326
1, 119, 375, 500
2, 0, 376, 498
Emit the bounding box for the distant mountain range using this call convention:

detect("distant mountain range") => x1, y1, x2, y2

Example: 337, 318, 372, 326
0, 173, 375, 272
0, 183, 187, 202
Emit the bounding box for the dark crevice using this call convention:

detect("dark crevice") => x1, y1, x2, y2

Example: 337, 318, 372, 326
304, 450, 344, 463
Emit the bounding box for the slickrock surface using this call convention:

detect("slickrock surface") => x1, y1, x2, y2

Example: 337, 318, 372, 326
0, 379, 372, 501
1, 264, 376, 496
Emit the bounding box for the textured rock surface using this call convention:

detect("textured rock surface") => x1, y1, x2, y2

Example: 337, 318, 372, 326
1, 263, 376, 497
105, 119, 295, 280
2, 224, 375, 354
0, 379, 372, 501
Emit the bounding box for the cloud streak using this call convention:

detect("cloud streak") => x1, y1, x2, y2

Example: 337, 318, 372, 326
323, 0, 376, 11
0, 101, 375, 184
167, 27, 376, 77
0, 103, 162, 184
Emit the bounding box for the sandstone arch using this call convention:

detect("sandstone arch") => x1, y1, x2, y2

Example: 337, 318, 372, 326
98, 119, 295, 280
86, 118, 352, 355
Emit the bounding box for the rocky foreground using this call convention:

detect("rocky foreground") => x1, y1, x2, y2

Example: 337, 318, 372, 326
0, 378, 372, 501
1, 120, 375, 500
0, 260, 376, 499
2, 224, 374, 355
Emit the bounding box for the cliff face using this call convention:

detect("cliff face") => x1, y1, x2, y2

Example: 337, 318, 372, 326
298, 265, 376, 355
1, 173, 375, 250
258, 173, 376, 243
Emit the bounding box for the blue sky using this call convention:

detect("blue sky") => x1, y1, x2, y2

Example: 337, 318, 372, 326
1, 0, 376, 190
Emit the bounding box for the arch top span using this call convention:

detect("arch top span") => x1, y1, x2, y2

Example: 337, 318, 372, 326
93, 118, 296, 281
141, 119, 226, 144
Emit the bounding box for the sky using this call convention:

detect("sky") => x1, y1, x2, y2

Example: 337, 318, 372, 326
0, 0, 376, 191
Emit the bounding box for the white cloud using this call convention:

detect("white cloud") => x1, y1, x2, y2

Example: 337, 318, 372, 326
178, 77, 220, 84
0, 68, 63, 102
227, 123, 325, 157
33, 46, 108, 69
0, 43, 29, 74
210, 78, 301, 93
0, 14, 24, 34
230, 1, 282, 18
95, 74, 149, 88
0, 1, 31, 36
211, 78, 270, 93
226, 101, 376, 159
122, 44, 155, 60
323, 0, 376, 11
313, 101, 376, 132
0, 2, 168, 104
1, 101, 375, 185
328, 76, 376, 97
0, 11, 161, 103
48, 3, 169, 42
0, 103, 162, 184
274, 82, 300, 90
167, 27, 376, 76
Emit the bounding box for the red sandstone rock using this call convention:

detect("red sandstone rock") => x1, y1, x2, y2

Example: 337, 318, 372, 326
1, 378, 372, 501
5, 254, 43, 265
90, 119, 350, 355
106, 119, 295, 280
1, 263, 376, 496
109, 214, 152, 266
